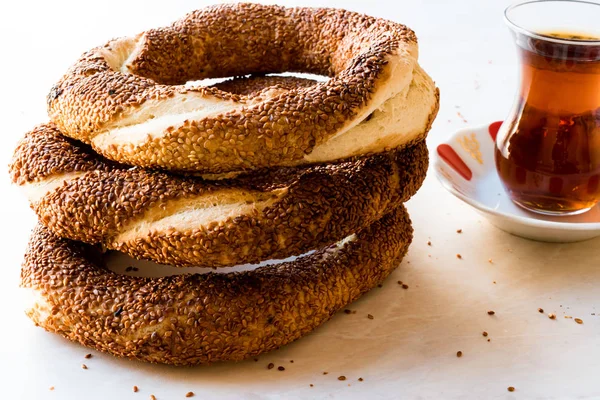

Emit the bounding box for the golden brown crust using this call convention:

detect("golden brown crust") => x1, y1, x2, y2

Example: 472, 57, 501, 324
46, 3, 435, 173
10, 123, 428, 267
9, 122, 115, 185
21, 207, 412, 366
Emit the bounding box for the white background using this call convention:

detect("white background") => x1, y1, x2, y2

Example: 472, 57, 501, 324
0, 1, 599, 399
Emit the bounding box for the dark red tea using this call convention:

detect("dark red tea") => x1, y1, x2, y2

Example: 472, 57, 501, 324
495, 31, 600, 214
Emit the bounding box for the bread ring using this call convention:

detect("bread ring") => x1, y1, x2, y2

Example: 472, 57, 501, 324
10, 121, 427, 267
47, 3, 439, 173
21, 207, 412, 365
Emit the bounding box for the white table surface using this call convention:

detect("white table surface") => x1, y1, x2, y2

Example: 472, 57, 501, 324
1, 0, 599, 399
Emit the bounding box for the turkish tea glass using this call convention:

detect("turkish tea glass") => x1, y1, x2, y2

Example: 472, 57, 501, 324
495, 0, 600, 215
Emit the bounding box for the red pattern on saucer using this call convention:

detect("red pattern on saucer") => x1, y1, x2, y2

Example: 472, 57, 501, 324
488, 121, 503, 141
436, 144, 472, 181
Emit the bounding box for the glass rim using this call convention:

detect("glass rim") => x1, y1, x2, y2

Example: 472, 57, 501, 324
504, 0, 600, 45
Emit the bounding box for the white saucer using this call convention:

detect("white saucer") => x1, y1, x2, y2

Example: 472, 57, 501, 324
434, 121, 600, 243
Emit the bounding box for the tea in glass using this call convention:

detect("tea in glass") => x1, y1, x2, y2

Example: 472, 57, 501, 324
495, 1, 600, 215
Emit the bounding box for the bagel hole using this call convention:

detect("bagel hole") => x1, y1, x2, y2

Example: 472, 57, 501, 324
104, 250, 314, 278
264, 72, 329, 82
184, 76, 236, 88
184, 73, 328, 94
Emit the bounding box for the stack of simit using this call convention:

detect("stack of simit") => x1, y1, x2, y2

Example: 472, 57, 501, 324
9, 3, 439, 365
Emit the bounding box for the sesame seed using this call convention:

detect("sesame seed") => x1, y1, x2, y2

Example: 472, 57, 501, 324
456, 254, 462, 259
367, 314, 374, 320
267, 363, 274, 370
84, 353, 92, 359
81, 364, 88, 370
278, 366, 285, 371
538, 308, 544, 313
133, 386, 139, 393
482, 331, 488, 337
508, 386, 515, 392
338, 376, 346, 381
549, 313, 556, 319
185, 392, 195, 397
456, 351, 462, 357
575, 318, 583, 324
487, 310, 495, 315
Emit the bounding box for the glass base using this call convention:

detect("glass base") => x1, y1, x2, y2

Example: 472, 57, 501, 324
511, 198, 595, 216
